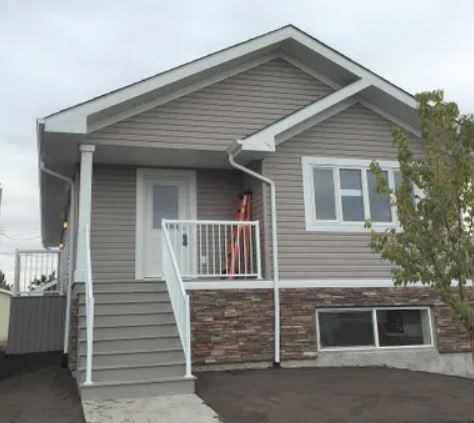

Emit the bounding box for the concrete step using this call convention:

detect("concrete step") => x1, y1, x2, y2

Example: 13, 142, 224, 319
80, 376, 195, 400
77, 361, 186, 383
78, 348, 184, 368
75, 280, 167, 293
78, 335, 181, 354
78, 323, 178, 339
78, 300, 172, 314
78, 291, 170, 303
78, 311, 176, 327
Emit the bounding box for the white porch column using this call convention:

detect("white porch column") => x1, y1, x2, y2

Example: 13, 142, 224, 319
74, 144, 95, 282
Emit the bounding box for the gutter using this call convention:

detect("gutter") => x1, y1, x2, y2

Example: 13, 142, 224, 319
39, 161, 75, 357
227, 148, 281, 365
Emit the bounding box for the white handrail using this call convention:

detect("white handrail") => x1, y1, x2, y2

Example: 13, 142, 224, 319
162, 219, 192, 378
83, 223, 95, 385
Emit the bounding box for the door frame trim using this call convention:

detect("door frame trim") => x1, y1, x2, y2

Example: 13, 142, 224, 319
135, 168, 197, 280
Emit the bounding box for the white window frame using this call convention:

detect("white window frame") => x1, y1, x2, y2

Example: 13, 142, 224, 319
315, 306, 435, 352
302, 156, 401, 232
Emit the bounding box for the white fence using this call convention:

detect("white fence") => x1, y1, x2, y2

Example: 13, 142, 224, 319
163, 220, 262, 280
13, 250, 61, 295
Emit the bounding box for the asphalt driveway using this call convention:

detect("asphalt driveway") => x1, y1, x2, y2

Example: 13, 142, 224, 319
196, 367, 474, 423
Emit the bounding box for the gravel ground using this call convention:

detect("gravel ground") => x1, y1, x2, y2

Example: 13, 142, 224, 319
197, 367, 474, 423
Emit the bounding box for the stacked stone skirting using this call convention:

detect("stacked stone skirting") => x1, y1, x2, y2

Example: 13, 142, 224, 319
190, 287, 471, 365
191, 290, 274, 364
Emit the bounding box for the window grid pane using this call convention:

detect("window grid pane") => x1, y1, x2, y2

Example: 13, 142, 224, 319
313, 168, 337, 220
319, 311, 375, 348
376, 309, 428, 347
368, 171, 392, 222
339, 169, 364, 221
152, 185, 179, 228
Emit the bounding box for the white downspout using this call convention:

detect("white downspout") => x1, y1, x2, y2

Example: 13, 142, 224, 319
40, 162, 75, 356
227, 152, 281, 365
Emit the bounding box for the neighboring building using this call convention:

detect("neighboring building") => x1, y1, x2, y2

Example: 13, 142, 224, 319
0, 288, 12, 349
34, 25, 472, 400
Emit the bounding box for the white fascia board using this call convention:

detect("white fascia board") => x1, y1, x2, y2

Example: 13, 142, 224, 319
42, 29, 295, 134
41, 25, 417, 136
275, 97, 357, 145
241, 78, 371, 151
288, 29, 417, 109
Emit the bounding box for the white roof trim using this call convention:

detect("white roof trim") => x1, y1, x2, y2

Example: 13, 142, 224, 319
41, 25, 416, 135
238, 78, 371, 152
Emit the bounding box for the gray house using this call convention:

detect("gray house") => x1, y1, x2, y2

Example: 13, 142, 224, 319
34, 25, 472, 400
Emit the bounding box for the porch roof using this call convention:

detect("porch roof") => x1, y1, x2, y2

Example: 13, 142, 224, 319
39, 135, 236, 247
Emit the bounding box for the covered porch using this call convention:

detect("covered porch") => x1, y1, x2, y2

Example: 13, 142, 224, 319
38, 131, 275, 385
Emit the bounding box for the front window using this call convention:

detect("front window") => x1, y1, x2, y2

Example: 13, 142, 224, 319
302, 157, 400, 231
316, 307, 433, 351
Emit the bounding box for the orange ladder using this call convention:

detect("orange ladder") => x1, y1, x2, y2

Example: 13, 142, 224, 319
225, 192, 252, 279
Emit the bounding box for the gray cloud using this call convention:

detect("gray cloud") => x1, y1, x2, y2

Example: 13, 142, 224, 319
1, 0, 473, 282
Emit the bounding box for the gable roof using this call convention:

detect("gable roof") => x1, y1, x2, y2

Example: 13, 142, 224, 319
39, 24, 417, 136
38, 24, 421, 247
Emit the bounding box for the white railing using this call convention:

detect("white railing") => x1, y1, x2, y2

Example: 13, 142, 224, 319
83, 224, 95, 385
162, 222, 192, 378
163, 220, 262, 280
13, 250, 61, 295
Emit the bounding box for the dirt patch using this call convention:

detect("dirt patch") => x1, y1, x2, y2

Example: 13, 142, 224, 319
197, 367, 474, 423
0, 352, 84, 423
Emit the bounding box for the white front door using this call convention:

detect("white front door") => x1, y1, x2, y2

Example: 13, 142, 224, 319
136, 169, 196, 279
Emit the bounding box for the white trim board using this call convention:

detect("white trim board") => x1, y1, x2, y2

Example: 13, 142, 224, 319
279, 279, 425, 288
183, 279, 441, 290
184, 281, 274, 290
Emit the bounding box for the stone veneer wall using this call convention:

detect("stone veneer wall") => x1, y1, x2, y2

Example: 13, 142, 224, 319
191, 289, 274, 364
191, 287, 471, 365
280, 287, 471, 360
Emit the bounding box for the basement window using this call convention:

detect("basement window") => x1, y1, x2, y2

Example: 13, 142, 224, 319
316, 307, 434, 351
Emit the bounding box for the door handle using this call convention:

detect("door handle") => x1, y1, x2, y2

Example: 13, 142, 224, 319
182, 234, 188, 246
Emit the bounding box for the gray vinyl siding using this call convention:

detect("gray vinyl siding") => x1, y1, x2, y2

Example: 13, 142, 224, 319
7, 296, 66, 354
87, 59, 333, 151
197, 169, 242, 220
263, 102, 422, 280
91, 167, 137, 282
90, 166, 244, 282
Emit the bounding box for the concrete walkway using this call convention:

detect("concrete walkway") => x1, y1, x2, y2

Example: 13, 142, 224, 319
82, 394, 221, 423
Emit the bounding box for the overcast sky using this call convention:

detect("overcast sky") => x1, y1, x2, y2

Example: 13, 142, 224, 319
1, 0, 473, 282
